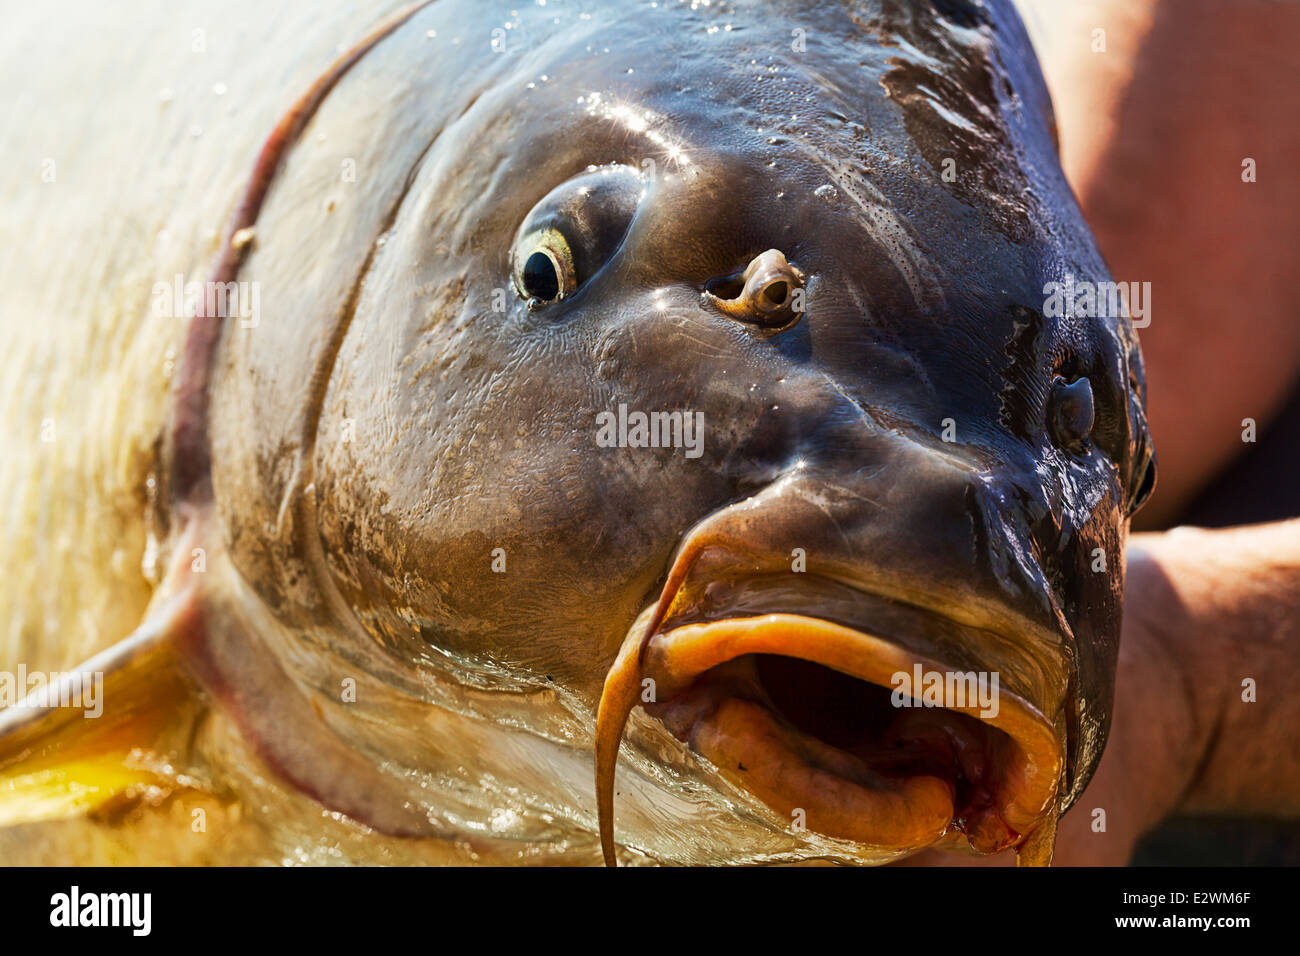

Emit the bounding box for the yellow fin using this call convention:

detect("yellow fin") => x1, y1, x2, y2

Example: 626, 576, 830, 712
0, 596, 199, 826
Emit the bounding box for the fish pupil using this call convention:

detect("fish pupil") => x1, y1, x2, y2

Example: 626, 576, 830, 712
523, 251, 560, 301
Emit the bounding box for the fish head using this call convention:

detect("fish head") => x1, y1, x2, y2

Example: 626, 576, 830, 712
207, 0, 1154, 862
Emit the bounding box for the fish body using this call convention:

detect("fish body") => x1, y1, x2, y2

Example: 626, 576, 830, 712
0, 0, 1152, 865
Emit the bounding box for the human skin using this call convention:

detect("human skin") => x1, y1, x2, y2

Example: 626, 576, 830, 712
903, 519, 1300, 866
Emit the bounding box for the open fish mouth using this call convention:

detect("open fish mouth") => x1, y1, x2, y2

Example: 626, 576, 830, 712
597, 590, 1068, 866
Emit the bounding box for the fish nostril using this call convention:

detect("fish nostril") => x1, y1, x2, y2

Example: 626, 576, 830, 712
703, 248, 805, 329
704, 273, 747, 300
1050, 376, 1095, 449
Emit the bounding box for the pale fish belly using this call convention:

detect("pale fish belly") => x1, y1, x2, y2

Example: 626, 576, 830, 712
0, 0, 415, 864
0, 0, 406, 677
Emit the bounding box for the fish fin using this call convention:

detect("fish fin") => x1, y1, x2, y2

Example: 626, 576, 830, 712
0, 593, 202, 826
1, 514, 443, 838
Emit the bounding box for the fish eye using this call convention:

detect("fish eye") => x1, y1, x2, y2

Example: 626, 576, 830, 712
509, 164, 645, 310
513, 228, 576, 305
1049, 375, 1095, 450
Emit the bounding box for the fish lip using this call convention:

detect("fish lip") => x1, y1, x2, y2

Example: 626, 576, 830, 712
654, 570, 1072, 728
595, 569, 1072, 865
637, 609, 1065, 857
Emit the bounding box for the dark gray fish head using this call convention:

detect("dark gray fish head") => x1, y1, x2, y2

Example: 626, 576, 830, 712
206, 0, 1154, 863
